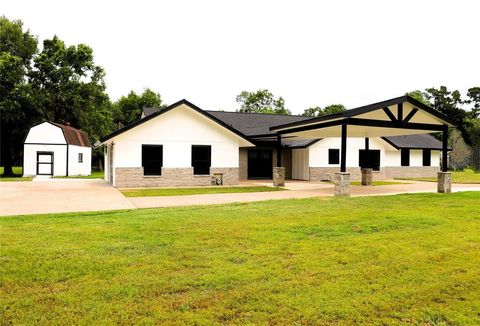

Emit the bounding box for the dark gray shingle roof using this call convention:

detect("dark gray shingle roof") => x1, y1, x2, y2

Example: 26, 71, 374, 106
383, 134, 442, 150
206, 111, 310, 136
142, 107, 161, 117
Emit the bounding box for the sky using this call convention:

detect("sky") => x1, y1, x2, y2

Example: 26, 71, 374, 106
2, 0, 479, 114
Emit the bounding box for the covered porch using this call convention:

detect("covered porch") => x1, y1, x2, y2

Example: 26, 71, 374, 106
270, 95, 455, 195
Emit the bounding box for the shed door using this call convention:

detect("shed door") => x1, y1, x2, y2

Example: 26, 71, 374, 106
37, 152, 54, 175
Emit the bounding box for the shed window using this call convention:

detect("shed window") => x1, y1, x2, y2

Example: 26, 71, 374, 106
192, 145, 211, 175
142, 145, 163, 176
401, 149, 410, 166
328, 149, 339, 164
78, 153, 83, 163
423, 149, 431, 166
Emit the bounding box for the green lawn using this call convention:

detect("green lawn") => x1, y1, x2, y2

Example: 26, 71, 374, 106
1, 192, 480, 324
55, 171, 105, 179
121, 186, 285, 197
0, 166, 32, 182
397, 169, 480, 184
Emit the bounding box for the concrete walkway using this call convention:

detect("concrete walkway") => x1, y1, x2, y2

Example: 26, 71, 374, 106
0, 178, 135, 216
1, 178, 479, 216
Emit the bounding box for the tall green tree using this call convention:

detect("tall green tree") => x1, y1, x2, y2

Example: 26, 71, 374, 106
303, 104, 346, 117
28, 36, 112, 141
0, 16, 38, 176
465, 87, 480, 171
113, 88, 164, 126
236, 89, 290, 115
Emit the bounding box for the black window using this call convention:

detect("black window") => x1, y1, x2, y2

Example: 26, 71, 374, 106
401, 149, 410, 166
78, 153, 83, 163
328, 149, 339, 164
192, 145, 211, 175
359, 149, 380, 171
142, 145, 163, 175
423, 149, 431, 166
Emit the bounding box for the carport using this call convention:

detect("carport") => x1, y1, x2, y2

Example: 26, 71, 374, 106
270, 95, 455, 196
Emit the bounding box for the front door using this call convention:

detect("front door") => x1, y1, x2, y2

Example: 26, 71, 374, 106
359, 149, 380, 171
36, 152, 54, 175
248, 149, 273, 179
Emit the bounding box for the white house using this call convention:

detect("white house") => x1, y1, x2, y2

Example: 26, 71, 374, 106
99, 97, 447, 188
23, 121, 92, 177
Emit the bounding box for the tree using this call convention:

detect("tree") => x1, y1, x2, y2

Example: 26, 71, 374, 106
406, 90, 431, 106
303, 104, 346, 117
236, 89, 290, 115
465, 87, 480, 171
113, 88, 164, 126
0, 17, 38, 176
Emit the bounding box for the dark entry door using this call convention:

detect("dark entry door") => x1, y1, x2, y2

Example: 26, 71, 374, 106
248, 149, 273, 179
37, 151, 54, 175
359, 149, 380, 171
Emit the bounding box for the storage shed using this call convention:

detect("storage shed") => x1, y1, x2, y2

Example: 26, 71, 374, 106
23, 121, 92, 177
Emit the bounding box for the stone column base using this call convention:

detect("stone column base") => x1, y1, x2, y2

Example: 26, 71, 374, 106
438, 172, 452, 193
361, 168, 373, 186
273, 167, 285, 187
334, 172, 350, 196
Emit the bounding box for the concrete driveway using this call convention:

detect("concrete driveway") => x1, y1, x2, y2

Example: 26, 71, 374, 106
0, 178, 135, 216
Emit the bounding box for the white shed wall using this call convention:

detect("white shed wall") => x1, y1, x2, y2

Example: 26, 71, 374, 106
24, 122, 66, 144
23, 144, 67, 176
111, 105, 245, 169
68, 145, 92, 175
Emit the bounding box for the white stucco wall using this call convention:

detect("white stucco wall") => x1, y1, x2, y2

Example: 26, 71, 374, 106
384, 149, 440, 167
68, 145, 92, 175
109, 104, 251, 170
309, 137, 391, 168
23, 144, 68, 176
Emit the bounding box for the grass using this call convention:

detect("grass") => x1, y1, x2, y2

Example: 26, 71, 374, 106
1, 192, 480, 324
0, 166, 32, 182
54, 171, 105, 179
397, 168, 480, 184
121, 186, 285, 197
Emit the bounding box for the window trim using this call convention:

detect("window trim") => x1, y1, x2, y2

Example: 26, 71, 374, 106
142, 144, 163, 176
401, 149, 410, 167
328, 149, 340, 165
78, 153, 83, 163
192, 145, 211, 175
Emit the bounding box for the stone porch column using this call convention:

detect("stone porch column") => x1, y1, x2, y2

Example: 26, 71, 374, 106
334, 172, 350, 196
437, 172, 452, 193
361, 168, 373, 186
273, 167, 285, 187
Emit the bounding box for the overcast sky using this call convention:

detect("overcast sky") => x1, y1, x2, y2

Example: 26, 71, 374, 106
2, 0, 479, 114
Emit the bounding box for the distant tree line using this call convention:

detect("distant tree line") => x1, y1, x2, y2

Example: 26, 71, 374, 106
1, 17, 478, 175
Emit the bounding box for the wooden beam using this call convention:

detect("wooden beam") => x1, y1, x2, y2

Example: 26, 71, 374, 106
277, 134, 282, 167
402, 108, 418, 124
365, 137, 369, 150
341, 124, 347, 172
442, 125, 448, 172
382, 107, 398, 122
397, 103, 403, 122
